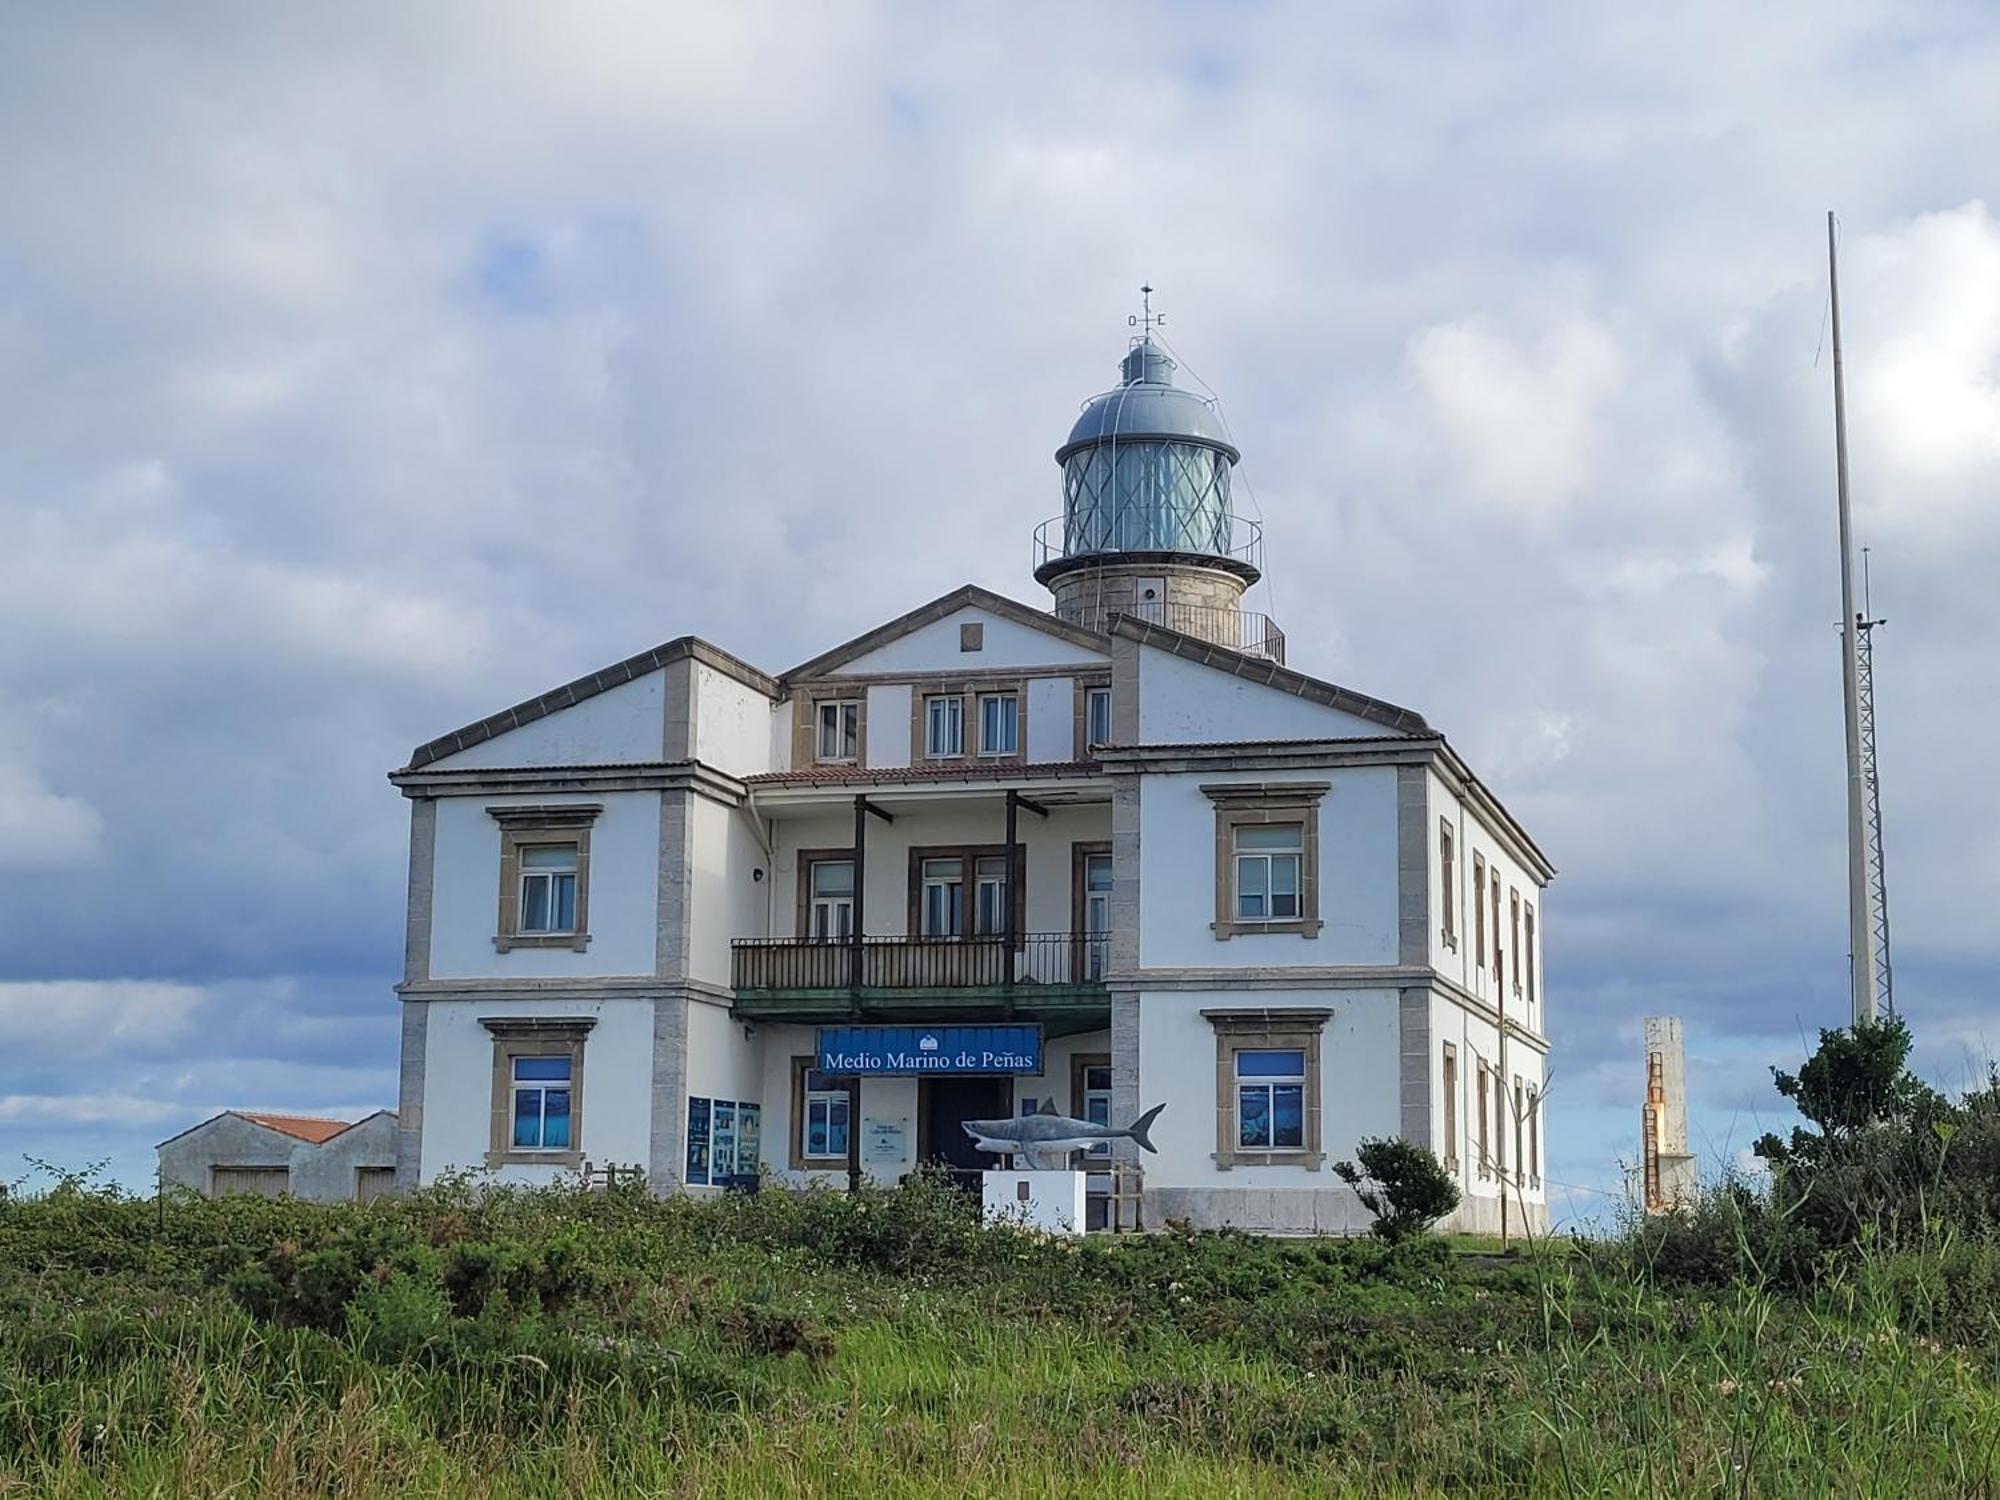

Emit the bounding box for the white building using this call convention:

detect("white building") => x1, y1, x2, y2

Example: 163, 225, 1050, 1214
390, 325, 1552, 1235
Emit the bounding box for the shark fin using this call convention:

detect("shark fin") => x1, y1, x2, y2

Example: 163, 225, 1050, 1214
1038, 1097, 1058, 1116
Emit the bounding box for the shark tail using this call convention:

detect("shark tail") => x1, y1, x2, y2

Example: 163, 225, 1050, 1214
1124, 1103, 1165, 1154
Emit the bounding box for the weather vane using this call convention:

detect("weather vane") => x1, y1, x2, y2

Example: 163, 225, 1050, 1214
1128, 283, 1165, 340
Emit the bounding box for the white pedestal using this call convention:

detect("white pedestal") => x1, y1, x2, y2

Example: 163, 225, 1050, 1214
982, 1169, 1086, 1235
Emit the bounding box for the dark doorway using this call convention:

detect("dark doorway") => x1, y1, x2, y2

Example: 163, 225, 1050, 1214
919, 1076, 1013, 1186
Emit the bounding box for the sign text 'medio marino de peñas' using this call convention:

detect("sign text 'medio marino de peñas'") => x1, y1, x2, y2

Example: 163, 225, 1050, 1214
816, 1024, 1042, 1076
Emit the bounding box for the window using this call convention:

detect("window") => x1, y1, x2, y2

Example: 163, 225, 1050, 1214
1236, 1049, 1307, 1150
1234, 823, 1303, 922
925, 694, 965, 757
1078, 1060, 1113, 1158
1510, 888, 1522, 994
973, 855, 1010, 936
1203, 783, 1327, 939
511, 1056, 572, 1150
1528, 1085, 1541, 1187
1525, 904, 1538, 1007
1491, 871, 1503, 979
1439, 820, 1457, 949
808, 859, 854, 941
490, 804, 599, 952
1442, 1042, 1459, 1171
921, 857, 965, 938
1205, 1007, 1329, 1168
517, 844, 578, 934
1473, 852, 1487, 967
482, 1017, 591, 1167
977, 693, 1019, 756
816, 700, 860, 762
799, 1067, 851, 1163
1086, 687, 1112, 748
1079, 848, 1112, 981
1476, 1060, 1491, 1178
1513, 1078, 1526, 1186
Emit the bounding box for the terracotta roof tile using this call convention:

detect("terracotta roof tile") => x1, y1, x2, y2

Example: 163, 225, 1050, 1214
238, 1112, 353, 1144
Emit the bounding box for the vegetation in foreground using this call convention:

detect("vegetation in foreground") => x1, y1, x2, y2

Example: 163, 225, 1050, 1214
0, 1020, 1995, 1498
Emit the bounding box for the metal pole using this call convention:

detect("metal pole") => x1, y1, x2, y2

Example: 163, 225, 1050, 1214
1828, 211, 1879, 1025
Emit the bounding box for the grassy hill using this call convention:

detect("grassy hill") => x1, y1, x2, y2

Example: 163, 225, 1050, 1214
1, 1170, 1995, 1497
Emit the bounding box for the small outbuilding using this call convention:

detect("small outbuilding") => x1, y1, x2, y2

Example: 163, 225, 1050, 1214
156, 1109, 398, 1201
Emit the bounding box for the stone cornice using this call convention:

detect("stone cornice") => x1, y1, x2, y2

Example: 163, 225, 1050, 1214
390, 760, 748, 806
397, 977, 735, 1004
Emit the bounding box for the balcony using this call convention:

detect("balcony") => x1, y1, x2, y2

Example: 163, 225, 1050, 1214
1053, 598, 1286, 663
734, 931, 1107, 991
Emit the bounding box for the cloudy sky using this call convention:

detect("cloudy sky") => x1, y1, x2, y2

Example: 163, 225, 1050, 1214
3, 3, 1996, 1219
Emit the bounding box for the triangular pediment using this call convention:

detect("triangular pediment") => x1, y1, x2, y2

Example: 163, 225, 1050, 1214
782, 585, 1108, 682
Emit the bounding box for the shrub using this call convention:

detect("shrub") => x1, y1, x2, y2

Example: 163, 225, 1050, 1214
1333, 1137, 1460, 1243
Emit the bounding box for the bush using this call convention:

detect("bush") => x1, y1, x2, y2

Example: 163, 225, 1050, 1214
1333, 1137, 1460, 1243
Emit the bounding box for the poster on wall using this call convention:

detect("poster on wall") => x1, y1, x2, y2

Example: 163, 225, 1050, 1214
712, 1100, 737, 1180
737, 1103, 761, 1175
863, 1118, 906, 1162
685, 1097, 711, 1186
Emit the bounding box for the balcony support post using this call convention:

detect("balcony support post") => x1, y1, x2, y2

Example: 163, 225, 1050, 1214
1004, 791, 1018, 998
851, 796, 866, 995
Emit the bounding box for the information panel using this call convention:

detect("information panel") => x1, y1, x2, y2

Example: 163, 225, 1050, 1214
817, 1024, 1042, 1076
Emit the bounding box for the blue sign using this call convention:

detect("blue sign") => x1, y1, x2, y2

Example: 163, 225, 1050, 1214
817, 1024, 1042, 1076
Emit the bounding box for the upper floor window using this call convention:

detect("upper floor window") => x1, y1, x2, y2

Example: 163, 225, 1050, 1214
517, 844, 579, 934
1525, 903, 1538, 1006
925, 695, 964, 758
973, 854, 1011, 935
977, 693, 1019, 756
490, 804, 599, 953
1203, 783, 1327, 939
1510, 887, 1522, 994
1439, 820, 1457, 949
1233, 823, 1303, 922
920, 856, 965, 937
1472, 851, 1487, 967
1085, 687, 1112, 748
1491, 870, 1503, 978
808, 859, 854, 941
816, 700, 860, 763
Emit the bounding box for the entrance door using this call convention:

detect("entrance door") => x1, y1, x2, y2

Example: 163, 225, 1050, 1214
919, 1076, 1013, 1186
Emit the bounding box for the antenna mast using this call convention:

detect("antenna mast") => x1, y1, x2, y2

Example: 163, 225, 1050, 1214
1855, 550, 1894, 1015
1828, 211, 1880, 1025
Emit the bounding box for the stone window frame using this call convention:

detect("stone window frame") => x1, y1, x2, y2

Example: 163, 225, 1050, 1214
490, 805, 600, 952
793, 845, 857, 940
1524, 902, 1538, 1008
813, 697, 866, 765
911, 678, 1028, 765
481, 1017, 594, 1169
1201, 782, 1328, 940
1510, 886, 1523, 996
1203, 1007, 1331, 1170
1472, 850, 1487, 969
1441, 1041, 1459, 1173
905, 842, 1027, 945
789, 1055, 857, 1171
1071, 672, 1115, 759
1438, 818, 1458, 951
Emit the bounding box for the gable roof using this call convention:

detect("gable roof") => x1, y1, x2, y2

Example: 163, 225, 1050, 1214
403, 636, 778, 771
1110, 614, 1431, 736
780, 584, 1109, 684
237, 1112, 354, 1144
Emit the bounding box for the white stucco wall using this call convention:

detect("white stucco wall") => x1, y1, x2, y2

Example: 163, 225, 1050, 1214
1136, 766, 1398, 968
1428, 768, 1547, 1037
836, 607, 1106, 675
1025, 676, 1074, 762
692, 663, 776, 775
1136, 648, 1393, 743
687, 799, 768, 985
865, 684, 914, 769
1429, 991, 1545, 1221
428, 791, 661, 979
426, 672, 667, 770
1135, 989, 1402, 1188
417, 996, 655, 1185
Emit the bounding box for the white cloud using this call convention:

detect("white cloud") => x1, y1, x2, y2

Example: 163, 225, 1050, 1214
0, 765, 103, 869
0, 981, 204, 1054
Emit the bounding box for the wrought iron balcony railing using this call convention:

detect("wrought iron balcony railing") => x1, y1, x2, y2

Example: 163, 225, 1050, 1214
1051, 598, 1286, 663
732, 932, 1110, 992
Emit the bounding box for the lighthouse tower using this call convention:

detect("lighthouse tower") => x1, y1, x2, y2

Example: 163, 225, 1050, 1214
1033, 295, 1281, 659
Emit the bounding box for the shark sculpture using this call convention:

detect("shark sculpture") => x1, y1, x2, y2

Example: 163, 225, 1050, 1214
963, 1099, 1165, 1170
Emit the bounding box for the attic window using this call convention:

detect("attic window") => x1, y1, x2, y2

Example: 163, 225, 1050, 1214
959, 622, 984, 652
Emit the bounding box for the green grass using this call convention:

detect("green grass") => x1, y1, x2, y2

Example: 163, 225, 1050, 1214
0, 1175, 1995, 1497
